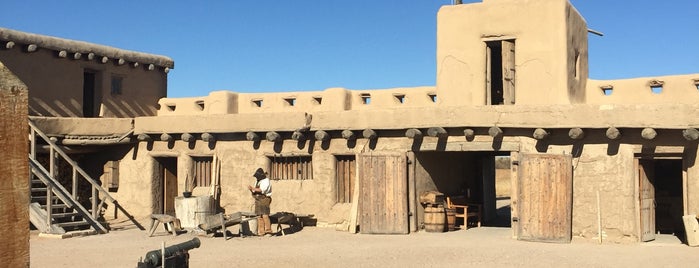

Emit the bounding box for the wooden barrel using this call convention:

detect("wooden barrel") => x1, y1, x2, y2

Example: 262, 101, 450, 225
445, 208, 456, 231
424, 206, 446, 232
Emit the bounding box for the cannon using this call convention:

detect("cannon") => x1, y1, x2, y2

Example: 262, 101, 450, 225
137, 238, 200, 268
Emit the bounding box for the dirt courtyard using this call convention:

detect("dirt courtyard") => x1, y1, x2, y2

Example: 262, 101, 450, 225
31, 225, 699, 268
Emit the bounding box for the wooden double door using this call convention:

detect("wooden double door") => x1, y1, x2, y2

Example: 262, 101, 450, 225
358, 153, 409, 234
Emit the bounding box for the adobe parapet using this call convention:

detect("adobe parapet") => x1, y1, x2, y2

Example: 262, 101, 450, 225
157, 86, 437, 116
586, 74, 699, 104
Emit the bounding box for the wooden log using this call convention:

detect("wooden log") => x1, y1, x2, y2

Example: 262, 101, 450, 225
117, 58, 126, 65
488, 126, 503, 138
605, 127, 621, 140
683, 128, 699, 141
463, 129, 475, 140
72, 52, 82, 60
147, 64, 155, 71
362, 129, 377, 139
246, 131, 259, 141
181, 133, 194, 142
265, 131, 281, 142
87, 52, 95, 60
427, 127, 447, 138
405, 128, 422, 139
342, 129, 355, 140
641, 128, 657, 140
137, 133, 152, 141
26, 44, 37, 52
291, 131, 305, 141
160, 133, 173, 142
202, 132, 216, 142
568, 128, 585, 140
100, 56, 109, 64
132, 62, 140, 68
314, 130, 330, 141
164, 67, 170, 74
532, 128, 549, 140
57, 50, 67, 58
4, 41, 15, 49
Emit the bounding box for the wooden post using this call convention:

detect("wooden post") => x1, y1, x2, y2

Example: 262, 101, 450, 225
0, 60, 30, 267
597, 190, 602, 244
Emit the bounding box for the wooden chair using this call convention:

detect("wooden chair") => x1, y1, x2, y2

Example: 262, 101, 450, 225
148, 214, 181, 237
447, 197, 482, 229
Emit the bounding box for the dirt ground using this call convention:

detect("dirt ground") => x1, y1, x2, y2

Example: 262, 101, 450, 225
30, 224, 699, 268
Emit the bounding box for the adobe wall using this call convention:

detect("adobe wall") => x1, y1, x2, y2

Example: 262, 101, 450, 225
587, 74, 699, 104
436, 0, 580, 106
0, 47, 167, 117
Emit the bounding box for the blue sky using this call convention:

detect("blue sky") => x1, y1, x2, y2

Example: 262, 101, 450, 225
1, 1, 697, 97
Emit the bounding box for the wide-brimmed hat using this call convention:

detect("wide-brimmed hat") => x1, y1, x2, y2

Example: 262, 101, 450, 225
253, 168, 265, 177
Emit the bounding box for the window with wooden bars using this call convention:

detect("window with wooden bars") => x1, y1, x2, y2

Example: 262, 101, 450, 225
192, 156, 213, 187
335, 155, 356, 203
269, 156, 313, 180
102, 160, 119, 192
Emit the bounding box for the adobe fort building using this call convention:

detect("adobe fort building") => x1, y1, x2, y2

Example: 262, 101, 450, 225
2, 0, 699, 248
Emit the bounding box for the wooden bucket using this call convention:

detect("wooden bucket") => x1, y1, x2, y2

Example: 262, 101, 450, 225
445, 208, 456, 231
424, 206, 446, 232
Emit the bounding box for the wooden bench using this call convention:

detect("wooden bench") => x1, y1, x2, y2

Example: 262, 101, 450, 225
148, 214, 181, 237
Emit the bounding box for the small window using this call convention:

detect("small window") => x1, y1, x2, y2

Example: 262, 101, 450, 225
270, 155, 313, 180
313, 96, 323, 105
428, 93, 437, 103
102, 160, 119, 192
600, 85, 613, 96
165, 104, 176, 111
192, 156, 213, 187
360, 93, 371, 104
335, 155, 356, 203
195, 100, 205, 111
649, 80, 664, 94
252, 99, 263, 107
110, 76, 123, 95
284, 97, 296, 106
393, 94, 406, 104
694, 80, 699, 91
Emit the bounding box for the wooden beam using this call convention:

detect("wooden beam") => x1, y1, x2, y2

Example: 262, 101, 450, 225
137, 133, 152, 141
57, 50, 67, 58
87, 52, 95, 60
4, 41, 15, 49
568, 128, 585, 140
606, 127, 621, 140
164, 67, 170, 74
100, 56, 109, 64
181, 133, 194, 142
682, 128, 699, 141
132, 62, 140, 68
246, 131, 259, 141
117, 58, 126, 65
641, 128, 657, 140
342, 129, 355, 140
72, 52, 82, 60
314, 130, 330, 141
147, 64, 155, 71
427, 127, 447, 138
265, 131, 281, 142
160, 133, 173, 142
202, 132, 216, 142
405, 128, 422, 139
362, 129, 377, 139
463, 128, 475, 140
291, 131, 305, 141
488, 126, 503, 138
532, 128, 549, 140
26, 44, 37, 52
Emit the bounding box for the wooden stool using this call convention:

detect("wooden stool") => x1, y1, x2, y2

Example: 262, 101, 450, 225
148, 214, 180, 237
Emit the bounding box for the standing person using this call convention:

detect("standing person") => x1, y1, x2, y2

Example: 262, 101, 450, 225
248, 168, 273, 236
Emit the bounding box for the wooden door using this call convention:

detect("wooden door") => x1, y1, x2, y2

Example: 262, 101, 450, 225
638, 159, 656, 242
501, 40, 516, 105
516, 153, 572, 243
359, 153, 409, 234
156, 157, 178, 216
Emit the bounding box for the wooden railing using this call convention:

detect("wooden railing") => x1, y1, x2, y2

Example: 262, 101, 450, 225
28, 119, 144, 232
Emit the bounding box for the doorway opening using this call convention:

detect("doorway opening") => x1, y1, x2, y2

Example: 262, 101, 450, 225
415, 151, 511, 229
486, 39, 515, 105
638, 158, 684, 243
83, 71, 96, 117
154, 157, 178, 216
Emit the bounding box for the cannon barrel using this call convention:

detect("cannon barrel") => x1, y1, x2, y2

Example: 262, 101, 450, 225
143, 238, 200, 267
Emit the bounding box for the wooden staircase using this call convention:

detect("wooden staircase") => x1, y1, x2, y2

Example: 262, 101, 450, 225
28, 119, 143, 236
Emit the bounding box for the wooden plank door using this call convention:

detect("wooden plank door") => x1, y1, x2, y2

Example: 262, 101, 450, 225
156, 157, 178, 216
359, 153, 409, 234
501, 40, 516, 105
516, 153, 573, 243
638, 159, 656, 242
